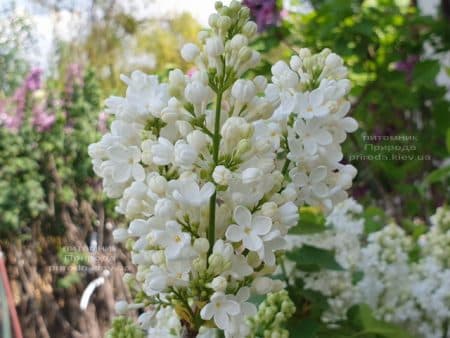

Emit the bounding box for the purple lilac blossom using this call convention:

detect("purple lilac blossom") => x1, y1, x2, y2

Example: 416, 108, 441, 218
25, 68, 43, 91
243, 0, 281, 31
98, 111, 108, 134
32, 104, 55, 132
395, 55, 420, 83
64, 63, 84, 99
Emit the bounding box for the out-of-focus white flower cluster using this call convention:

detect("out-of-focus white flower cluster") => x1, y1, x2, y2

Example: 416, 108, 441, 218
88, 1, 356, 336
288, 202, 450, 338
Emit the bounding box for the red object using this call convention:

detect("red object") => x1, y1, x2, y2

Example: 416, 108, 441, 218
0, 251, 23, 338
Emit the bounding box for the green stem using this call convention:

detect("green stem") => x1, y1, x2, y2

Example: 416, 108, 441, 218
281, 158, 291, 176
208, 90, 223, 255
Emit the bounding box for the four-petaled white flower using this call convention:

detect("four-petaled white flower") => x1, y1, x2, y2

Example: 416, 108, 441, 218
154, 221, 191, 259
172, 180, 215, 207
105, 144, 144, 183
200, 292, 240, 330
290, 165, 329, 200
293, 118, 332, 155
226, 206, 272, 251
296, 89, 329, 119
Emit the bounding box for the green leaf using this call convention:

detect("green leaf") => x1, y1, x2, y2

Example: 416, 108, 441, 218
286, 245, 343, 271
289, 207, 327, 235
412, 60, 440, 87
363, 206, 386, 234
446, 128, 450, 153
287, 318, 319, 338
347, 304, 417, 338
422, 165, 450, 186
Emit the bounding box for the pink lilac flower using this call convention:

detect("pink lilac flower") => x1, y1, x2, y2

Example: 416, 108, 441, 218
25, 68, 43, 91
0, 99, 22, 131
243, 0, 281, 31
64, 63, 84, 98
32, 105, 55, 132
98, 111, 108, 134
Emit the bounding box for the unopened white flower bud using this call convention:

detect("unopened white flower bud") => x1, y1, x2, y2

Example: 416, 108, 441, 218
253, 277, 274, 294
152, 251, 165, 265
176, 120, 193, 137
148, 174, 167, 195
205, 36, 224, 57
208, 13, 220, 28
221, 117, 252, 141
193, 238, 210, 254
247, 251, 261, 267
290, 55, 301, 70
235, 139, 251, 156
253, 75, 268, 92
325, 53, 343, 68
242, 167, 263, 184
218, 16, 232, 30
229, 0, 241, 11
115, 301, 129, 314
185, 81, 211, 105
272, 280, 285, 292
211, 276, 227, 292
168, 69, 185, 88
154, 198, 175, 218
187, 130, 210, 152
261, 202, 278, 218
112, 228, 129, 242
242, 21, 257, 38
298, 48, 311, 58
181, 43, 200, 62
137, 312, 153, 329
230, 34, 248, 50
213, 165, 232, 186
198, 30, 209, 42
238, 46, 253, 63
174, 141, 197, 168
231, 79, 256, 104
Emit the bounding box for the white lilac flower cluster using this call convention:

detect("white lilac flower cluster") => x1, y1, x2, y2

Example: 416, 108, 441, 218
289, 202, 450, 338
88, 1, 356, 336
287, 199, 364, 323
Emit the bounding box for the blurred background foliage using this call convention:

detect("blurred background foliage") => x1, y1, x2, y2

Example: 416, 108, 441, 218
0, 0, 448, 337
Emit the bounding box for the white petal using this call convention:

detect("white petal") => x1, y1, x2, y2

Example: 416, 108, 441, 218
291, 171, 308, 187
223, 300, 240, 315
312, 182, 329, 198
200, 303, 215, 320
113, 163, 131, 183
200, 182, 216, 200
132, 164, 145, 181
316, 130, 332, 145
226, 224, 244, 242
315, 106, 329, 117
303, 138, 317, 155
310, 166, 327, 183
295, 92, 309, 110
214, 311, 229, 330
242, 302, 257, 317
108, 145, 127, 161
129, 219, 151, 236
233, 206, 252, 227
252, 216, 272, 235
244, 234, 262, 251
342, 117, 358, 132
309, 89, 324, 107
